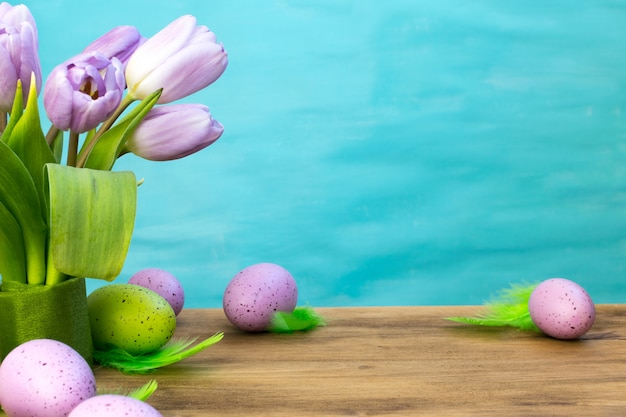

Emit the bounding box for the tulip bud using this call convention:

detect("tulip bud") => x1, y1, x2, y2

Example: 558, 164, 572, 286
0, 2, 42, 112
43, 52, 125, 133
124, 103, 223, 161
82, 25, 143, 67
125, 15, 228, 104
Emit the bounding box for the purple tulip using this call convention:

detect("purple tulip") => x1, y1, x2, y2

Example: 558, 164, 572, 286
0, 2, 41, 111
124, 103, 224, 161
82, 25, 143, 67
125, 15, 228, 103
43, 52, 125, 133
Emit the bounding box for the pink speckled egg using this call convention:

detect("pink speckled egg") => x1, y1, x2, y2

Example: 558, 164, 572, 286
67, 394, 162, 417
528, 278, 595, 339
223, 263, 298, 332
0, 339, 96, 417
129, 268, 185, 315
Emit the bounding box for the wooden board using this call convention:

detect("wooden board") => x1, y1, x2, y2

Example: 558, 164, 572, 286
88, 305, 626, 416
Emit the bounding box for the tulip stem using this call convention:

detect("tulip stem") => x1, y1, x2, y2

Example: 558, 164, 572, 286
76, 95, 135, 168
0, 111, 6, 134
67, 131, 79, 167
45, 259, 67, 285
45, 125, 60, 145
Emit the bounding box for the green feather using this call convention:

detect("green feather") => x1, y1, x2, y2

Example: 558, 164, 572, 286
268, 306, 326, 333
94, 333, 224, 374
447, 283, 540, 331
99, 379, 159, 401
126, 379, 159, 401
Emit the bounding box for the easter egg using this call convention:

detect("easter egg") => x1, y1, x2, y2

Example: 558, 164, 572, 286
223, 263, 298, 332
528, 278, 595, 339
0, 339, 96, 417
87, 284, 176, 355
129, 268, 185, 315
67, 394, 162, 417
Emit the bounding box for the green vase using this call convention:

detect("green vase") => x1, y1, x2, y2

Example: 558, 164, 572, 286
0, 278, 93, 364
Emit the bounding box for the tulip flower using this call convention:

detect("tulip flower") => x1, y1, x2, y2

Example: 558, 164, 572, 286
125, 15, 227, 104
43, 52, 125, 133
123, 103, 223, 161
82, 25, 143, 67
0, 2, 41, 112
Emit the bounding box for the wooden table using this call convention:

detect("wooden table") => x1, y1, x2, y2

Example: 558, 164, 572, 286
1, 306, 622, 416
88, 306, 626, 416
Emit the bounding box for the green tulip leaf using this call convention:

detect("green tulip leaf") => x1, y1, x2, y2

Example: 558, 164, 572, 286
0, 80, 24, 144
0, 82, 29, 283
46, 164, 137, 281
82, 90, 162, 171
0, 140, 47, 285
5, 76, 56, 218
0, 201, 27, 283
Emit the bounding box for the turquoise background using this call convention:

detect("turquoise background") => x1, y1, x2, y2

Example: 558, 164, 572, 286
29, 1, 626, 306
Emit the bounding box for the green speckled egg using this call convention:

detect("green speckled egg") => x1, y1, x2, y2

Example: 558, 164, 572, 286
87, 283, 176, 355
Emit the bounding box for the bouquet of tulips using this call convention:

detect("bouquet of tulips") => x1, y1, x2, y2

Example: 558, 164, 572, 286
0, 2, 227, 287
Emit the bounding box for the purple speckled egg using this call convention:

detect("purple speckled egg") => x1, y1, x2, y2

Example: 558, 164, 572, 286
0, 339, 96, 417
223, 263, 298, 332
129, 268, 185, 315
67, 394, 162, 417
528, 278, 596, 339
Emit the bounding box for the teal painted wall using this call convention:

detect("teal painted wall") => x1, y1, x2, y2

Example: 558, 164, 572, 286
30, 1, 626, 306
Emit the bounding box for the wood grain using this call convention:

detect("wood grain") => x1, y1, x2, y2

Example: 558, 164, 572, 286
87, 305, 626, 416
0, 306, 623, 416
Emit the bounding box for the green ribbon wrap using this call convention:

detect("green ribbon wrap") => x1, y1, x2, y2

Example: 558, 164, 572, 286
0, 278, 93, 364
